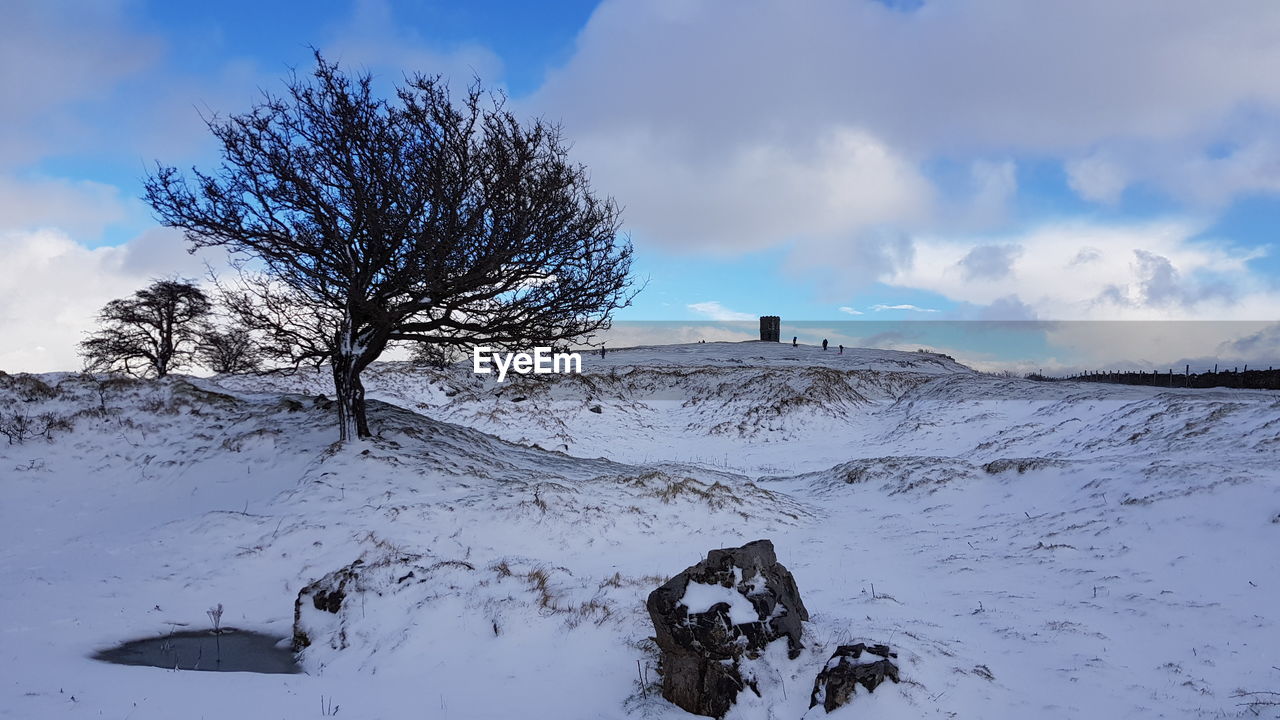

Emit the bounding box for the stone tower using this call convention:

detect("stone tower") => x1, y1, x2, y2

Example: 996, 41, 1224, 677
759, 316, 780, 342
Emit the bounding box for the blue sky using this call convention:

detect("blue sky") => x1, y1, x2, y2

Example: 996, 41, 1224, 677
3, 0, 1280, 372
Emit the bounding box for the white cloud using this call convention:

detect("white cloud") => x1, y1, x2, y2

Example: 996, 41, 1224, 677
838, 306, 863, 315
568, 125, 932, 254
524, 0, 1280, 269
781, 227, 918, 301
976, 295, 1038, 321
1039, 321, 1280, 371
323, 0, 504, 89
966, 159, 1018, 224
1065, 153, 1129, 205
686, 301, 756, 321
541, 0, 1280, 153
871, 304, 938, 313
1216, 324, 1280, 364
957, 243, 1023, 281
1067, 138, 1280, 209
0, 228, 227, 373
0, 175, 136, 240
0, 1, 159, 167
890, 219, 1276, 320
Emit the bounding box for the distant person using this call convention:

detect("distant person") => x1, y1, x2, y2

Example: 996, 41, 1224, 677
839, 344, 843, 354
792, 336, 797, 347
600, 346, 606, 358
822, 339, 828, 351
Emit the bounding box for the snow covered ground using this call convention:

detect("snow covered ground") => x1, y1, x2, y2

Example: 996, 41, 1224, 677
1, 341, 1278, 719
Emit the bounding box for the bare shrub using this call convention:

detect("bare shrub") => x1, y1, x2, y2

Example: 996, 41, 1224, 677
0, 411, 72, 444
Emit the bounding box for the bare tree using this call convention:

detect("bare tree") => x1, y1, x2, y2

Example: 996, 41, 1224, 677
197, 326, 262, 374
145, 53, 635, 440
79, 279, 211, 378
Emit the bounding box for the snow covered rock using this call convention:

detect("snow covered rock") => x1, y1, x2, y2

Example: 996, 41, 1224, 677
646, 539, 809, 718
808, 643, 900, 714
292, 547, 433, 653
291, 542, 628, 676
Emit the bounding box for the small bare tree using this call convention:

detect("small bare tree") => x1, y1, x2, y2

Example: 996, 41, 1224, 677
197, 326, 262, 374
79, 279, 211, 378
145, 53, 635, 440
409, 342, 464, 369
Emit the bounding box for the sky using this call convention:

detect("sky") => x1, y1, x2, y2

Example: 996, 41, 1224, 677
2, 0, 1280, 373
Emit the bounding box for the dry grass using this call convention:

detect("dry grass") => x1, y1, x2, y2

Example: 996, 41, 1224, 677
621, 471, 745, 509
484, 560, 626, 629
597, 571, 670, 590
0, 373, 58, 402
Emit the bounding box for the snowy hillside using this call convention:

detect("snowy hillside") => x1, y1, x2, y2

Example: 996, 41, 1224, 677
2, 342, 1278, 719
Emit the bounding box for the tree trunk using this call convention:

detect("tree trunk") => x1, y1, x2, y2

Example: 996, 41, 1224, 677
331, 352, 371, 441
157, 312, 174, 378
332, 311, 376, 442
351, 371, 370, 438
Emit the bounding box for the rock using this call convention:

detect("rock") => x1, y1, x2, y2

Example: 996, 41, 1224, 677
982, 457, 1068, 475
646, 539, 809, 718
292, 550, 426, 652
809, 643, 900, 713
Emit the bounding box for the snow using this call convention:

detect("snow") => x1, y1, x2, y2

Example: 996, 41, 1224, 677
822, 648, 887, 670
1, 341, 1278, 719
678, 568, 761, 625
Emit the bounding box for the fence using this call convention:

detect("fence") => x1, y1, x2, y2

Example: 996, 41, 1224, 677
1038, 365, 1280, 390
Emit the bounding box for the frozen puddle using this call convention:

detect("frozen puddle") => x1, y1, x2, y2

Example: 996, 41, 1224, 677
93, 629, 300, 674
